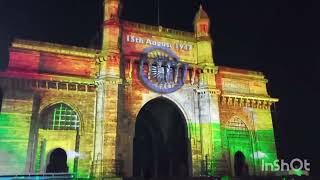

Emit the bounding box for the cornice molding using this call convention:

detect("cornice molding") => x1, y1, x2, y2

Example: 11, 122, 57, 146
0, 77, 96, 92
12, 39, 99, 58
220, 93, 278, 109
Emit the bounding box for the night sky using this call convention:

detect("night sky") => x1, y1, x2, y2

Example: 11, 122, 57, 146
1, 0, 320, 175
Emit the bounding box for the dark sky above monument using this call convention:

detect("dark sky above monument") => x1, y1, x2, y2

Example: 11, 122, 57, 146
0, 0, 320, 175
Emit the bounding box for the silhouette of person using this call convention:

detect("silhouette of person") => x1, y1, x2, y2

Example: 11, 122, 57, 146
234, 151, 248, 176
46, 148, 69, 173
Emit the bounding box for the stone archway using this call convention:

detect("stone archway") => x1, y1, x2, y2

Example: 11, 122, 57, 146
223, 117, 254, 176
133, 97, 191, 178
36, 103, 81, 174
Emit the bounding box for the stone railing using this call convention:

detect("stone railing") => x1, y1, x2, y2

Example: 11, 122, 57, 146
123, 21, 195, 40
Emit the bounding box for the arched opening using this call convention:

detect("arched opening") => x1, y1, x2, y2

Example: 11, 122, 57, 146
36, 103, 80, 174
223, 117, 253, 176
40, 103, 80, 131
133, 97, 190, 178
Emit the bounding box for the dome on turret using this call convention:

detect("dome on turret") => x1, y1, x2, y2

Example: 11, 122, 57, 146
194, 4, 210, 38
194, 5, 209, 22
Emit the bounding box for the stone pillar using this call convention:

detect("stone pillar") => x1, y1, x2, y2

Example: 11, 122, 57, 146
25, 93, 41, 173
207, 91, 226, 176
197, 88, 224, 176
188, 90, 202, 176
92, 80, 106, 177
93, 52, 122, 177
103, 82, 119, 176
198, 90, 213, 175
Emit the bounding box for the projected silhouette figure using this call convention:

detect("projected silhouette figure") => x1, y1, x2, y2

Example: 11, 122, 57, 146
234, 151, 249, 176
46, 148, 69, 173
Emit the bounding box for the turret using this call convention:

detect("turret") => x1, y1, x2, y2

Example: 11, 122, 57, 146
102, 0, 120, 52
194, 5, 216, 88
104, 0, 120, 21
194, 5, 210, 38
99, 0, 121, 78
194, 5, 214, 66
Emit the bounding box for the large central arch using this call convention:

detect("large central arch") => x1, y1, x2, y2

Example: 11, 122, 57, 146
133, 97, 191, 177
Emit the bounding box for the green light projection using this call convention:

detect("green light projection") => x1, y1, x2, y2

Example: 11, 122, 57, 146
187, 122, 222, 176
0, 113, 30, 174
35, 103, 81, 175
187, 113, 277, 176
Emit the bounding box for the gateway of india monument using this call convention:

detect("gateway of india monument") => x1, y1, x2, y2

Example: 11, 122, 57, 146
0, 0, 278, 178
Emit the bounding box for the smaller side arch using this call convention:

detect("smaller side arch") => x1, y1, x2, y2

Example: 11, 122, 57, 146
39, 103, 81, 131
222, 117, 255, 176
39, 101, 82, 119
39, 101, 84, 133
221, 114, 255, 131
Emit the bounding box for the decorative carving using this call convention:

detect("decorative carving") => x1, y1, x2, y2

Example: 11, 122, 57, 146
220, 94, 278, 109
139, 46, 188, 93
95, 54, 119, 63
0, 77, 96, 92
94, 79, 105, 91
95, 55, 106, 63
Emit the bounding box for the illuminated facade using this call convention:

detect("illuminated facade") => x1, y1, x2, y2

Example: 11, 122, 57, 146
0, 0, 278, 178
